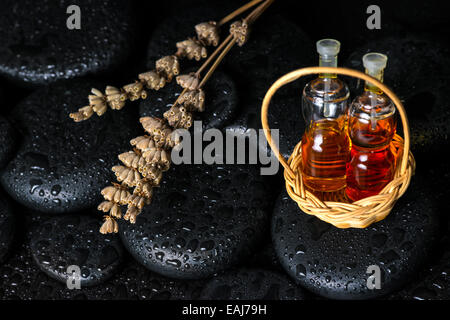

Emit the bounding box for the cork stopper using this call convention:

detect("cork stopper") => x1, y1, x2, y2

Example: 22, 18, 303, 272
363, 52, 388, 80
316, 39, 341, 57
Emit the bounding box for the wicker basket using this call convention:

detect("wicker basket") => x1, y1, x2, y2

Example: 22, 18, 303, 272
261, 67, 416, 228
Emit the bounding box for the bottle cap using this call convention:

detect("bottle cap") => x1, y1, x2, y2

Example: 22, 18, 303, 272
316, 39, 341, 57
363, 52, 388, 75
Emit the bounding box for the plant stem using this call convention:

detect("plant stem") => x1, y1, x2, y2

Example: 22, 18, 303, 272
196, 34, 233, 76
218, 0, 265, 26
199, 38, 237, 88
199, 0, 275, 88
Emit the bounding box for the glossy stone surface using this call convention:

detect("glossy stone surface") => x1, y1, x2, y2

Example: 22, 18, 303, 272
0, 79, 140, 213
29, 214, 124, 286
200, 268, 306, 300
0, 0, 135, 85
0, 191, 15, 264
121, 163, 273, 279
272, 178, 441, 299
145, 1, 241, 66
345, 35, 450, 155
139, 70, 238, 130
223, 14, 314, 159
0, 116, 17, 168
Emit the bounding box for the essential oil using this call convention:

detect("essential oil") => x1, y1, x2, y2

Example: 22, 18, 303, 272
346, 53, 397, 201
301, 39, 350, 192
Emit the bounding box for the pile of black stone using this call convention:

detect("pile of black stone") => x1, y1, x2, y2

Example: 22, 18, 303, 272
0, 0, 449, 300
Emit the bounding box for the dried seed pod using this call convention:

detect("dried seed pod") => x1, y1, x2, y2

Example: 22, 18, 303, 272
142, 148, 171, 171
123, 81, 147, 101
138, 71, 166, 90
135, 179, 154, 198
163, 105, 193, 129
105, 86, 127, 110
178, 89, 205, 112
110, 203, 122, 219
130, 135, 156, 152
100, 216, 119, 234
112, 165, 141, 187
230, 20, 250, 46
101, 184, 131, 205
165, 130, 182, 148
69, 105, 94, 122
138, 165, 163, 185
195, 21, 220, 46
176, 38, 207, 61
118, 150, 147, 170
176, 73, 200, 90
98, 200, 114, 213
140, 117, 173, 147
123, 206, 141, 224
89, 88, 108, 115
127, 192, 151, 210
156, 55, 180, 82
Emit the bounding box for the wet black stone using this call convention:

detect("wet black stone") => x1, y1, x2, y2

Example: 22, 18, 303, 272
0, 116, 17, 168
0, 0, 135, 85
389, 249, 450, 300
0, 222, 204, 300
0, 79, 140, 213
345, 35, 450, 155
200, 268, 306, 300
0, 241, 67, 300
29, 214, 124, 287
0, 191, 15, 264
121, 164, 273, 280
223, 14, 314, 159
272, 177, 441, 300
58, 259, 206, 300
139, 70, 238, 130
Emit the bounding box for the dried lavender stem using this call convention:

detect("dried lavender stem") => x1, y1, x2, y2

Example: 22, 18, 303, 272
199, 38, 237, 88
196, 34, 233, 76
218, 0, 265, 26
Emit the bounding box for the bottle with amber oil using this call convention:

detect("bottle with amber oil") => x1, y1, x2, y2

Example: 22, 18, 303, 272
301, 39, 350, 192
346, 53, 397, 201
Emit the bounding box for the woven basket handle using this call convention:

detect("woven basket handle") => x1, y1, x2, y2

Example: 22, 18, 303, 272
261, 66, 410, 178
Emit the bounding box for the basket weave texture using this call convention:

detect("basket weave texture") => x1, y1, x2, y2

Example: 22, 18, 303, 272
261, 67, 415, 228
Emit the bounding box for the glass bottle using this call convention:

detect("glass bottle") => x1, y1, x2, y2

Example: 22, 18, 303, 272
301, 39, 350, 192
346, 53, 397, 201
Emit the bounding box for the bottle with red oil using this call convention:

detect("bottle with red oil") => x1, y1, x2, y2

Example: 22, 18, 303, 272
346, 53, 397, 201
301, 39, 350, 192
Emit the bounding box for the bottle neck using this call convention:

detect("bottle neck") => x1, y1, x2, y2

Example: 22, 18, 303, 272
319, 54, 337, 78
364, 68, 384, 94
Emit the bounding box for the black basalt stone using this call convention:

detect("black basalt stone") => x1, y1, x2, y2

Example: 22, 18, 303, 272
272, 178, 441, 300
0, 79, 140, 213
145, 0, 241, 67
58, 259, 206, 300
120, 163, 273, 280
0, 214, 204, 300
223, 14, 314, 159
0, 116, 18, 169
0, 241, 67, 300
0, 0, 135, 85
345, 35, 450, 156
29, 214, 124, 287
139, 70, 238, 130
200, 268, 306, 300
0, 191, 15, 264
